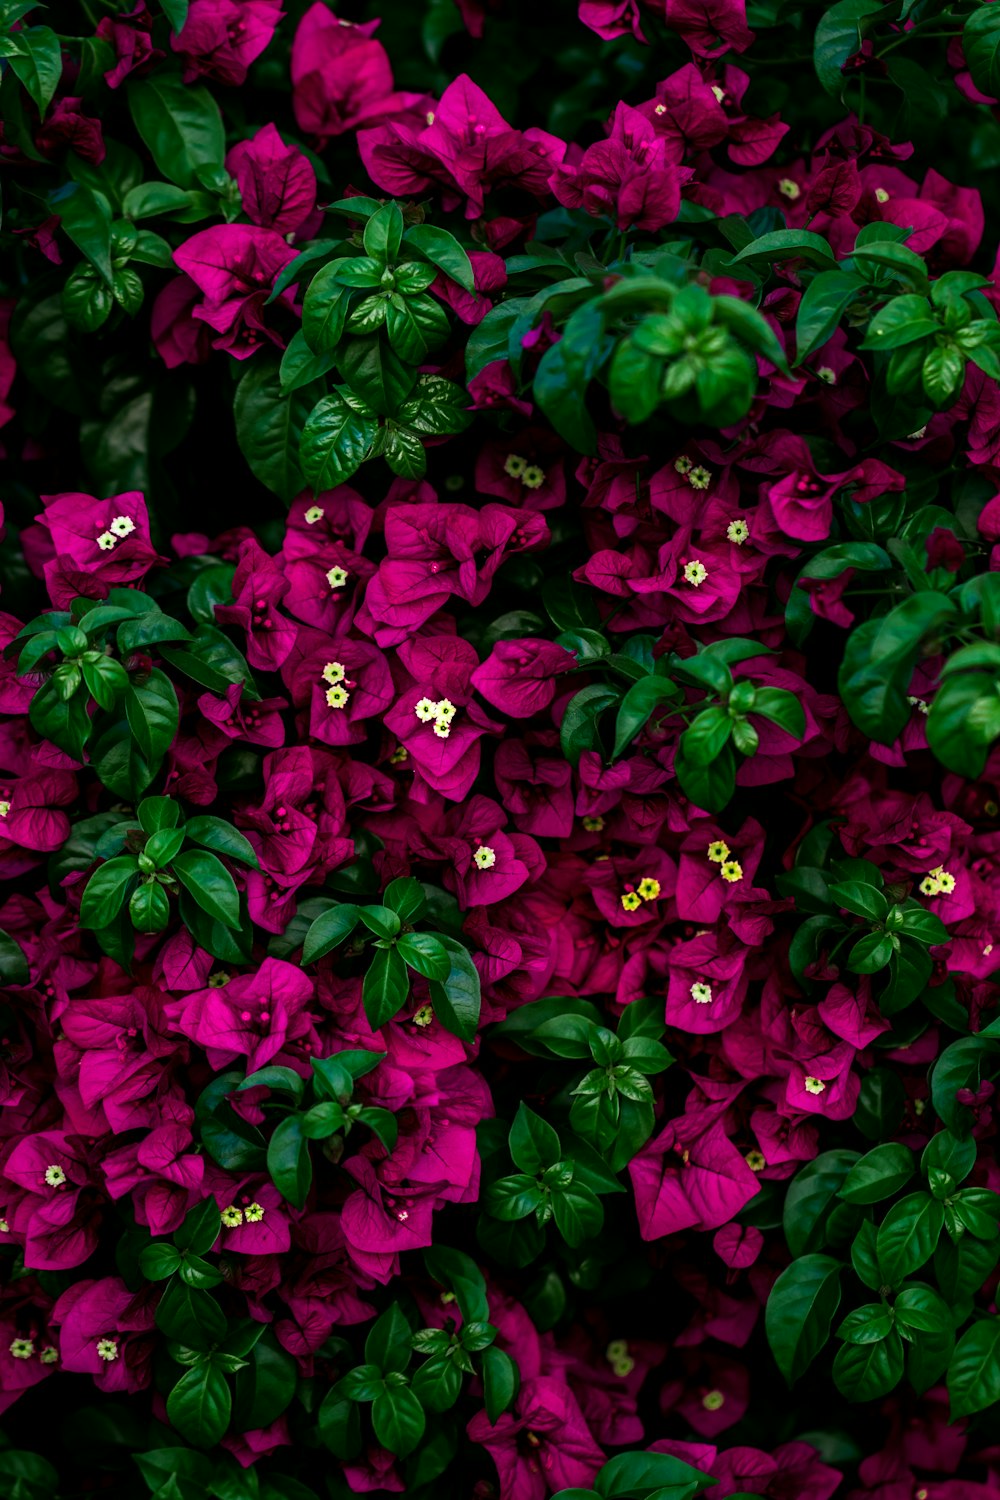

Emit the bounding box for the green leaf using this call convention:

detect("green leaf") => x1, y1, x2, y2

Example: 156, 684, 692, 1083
372, 1385, 425, 1458
156, 1279, 227, 1345
611, 675, 679, 759
300, 390, 377, 489
560, 684, 619, 766
837, 1302, 894, 1344
172, 849, 241, 930
765, 1254, 842, 1385
234, 359, 318, 504
128, 74, 225, 190
130, 880, 170, 933
176, 1198, 222, 1256
877, 1192, 944, 1285
427, 937, 481, 1042
385, 294, 451, 364
138, 1242, 182, 1280
397, 932, 450, 980
832, 1330, 904, 1401
184, 816, 258, 868
838, 1143, 914, 1205
597, 1449, 717, 1497
0, 929, 29, 986
362, 945, 410, 1029
80, 855, 140, 930
404, 224, 475, 290
927, 671, 1000, 779
509, 1103, 562, 1175
795, 271, 866, 363
728, 229, 838, 273
125, 669, 179, 764
339, 335, 415, 416
302, 904, 361, 965
363, 201, 404, 263
302, 264, 351, 355
551, 1182, 603, 1247
166, 1362, 232, 1449
482, 1345, 520, 1424
948, 1317, 1000, 1418
267, 1116, 312, 1208
4, 25, 62, 115
533, 301, 604, 454
963, 3, 1000, 101
674, 739, 736, 814
894, 1284, 953, 1334
53, 184, 113, 285
233, 1333, 298, 1431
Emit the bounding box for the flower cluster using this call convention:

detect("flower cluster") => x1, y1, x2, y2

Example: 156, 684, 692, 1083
4, 0, 1000, 1497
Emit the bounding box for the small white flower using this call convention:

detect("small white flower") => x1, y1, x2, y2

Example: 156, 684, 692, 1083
96, 1338, 119, 1362
244, 1202, 265, 1223
325, 685, 350, 710
778, 178, 800, 200
109, 515, 136, 539
304, 505, 325, 524
816, 366, 837, 385
433, 719, 452, 739
9, 1339, 34, 1360
326, 565, 349, 592
322, 661, 346, 685
38, 1346, 58, 1365
711, 84, 726, 102
0, 802, 9, 819
874, 187, 890, 203
726, 519, 749, 545
221, 1206, 244, 1228
436, 698, 457, 722
473, 845, 496, 870
414, 697, 439, 723
683, 560, 708, 587
44, 1165, 66, 1188
803, 1076, 826, 1096
690, 981, 713, 1004
97, 531, 117, 552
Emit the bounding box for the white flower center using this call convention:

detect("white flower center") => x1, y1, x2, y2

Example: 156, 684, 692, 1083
96, 1338, 119, 1361
726, 519, 749, 545
305, 505, 325, 524
326, 565, 349, 592
473, 844, 496, 870
683, 560, 708, 587
804, 1076, 826, 1095
44, 1164, 66, 1187
690, 981, 713, 1004
109, 515, 135, 538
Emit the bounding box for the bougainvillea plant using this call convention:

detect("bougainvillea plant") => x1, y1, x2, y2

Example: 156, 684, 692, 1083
9, 0, 1000, 1495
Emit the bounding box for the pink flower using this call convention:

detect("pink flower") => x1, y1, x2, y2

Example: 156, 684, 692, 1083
225, 123, 320, 237
168, 958, 314, 1071
552, 104, 690, 231
467, 1376, 605, 1500
290, 5, 409, 144
51, 1277, 156, 1392
173, 225, 298, 360
172, 0, 283, 85
31, 490, 163, 607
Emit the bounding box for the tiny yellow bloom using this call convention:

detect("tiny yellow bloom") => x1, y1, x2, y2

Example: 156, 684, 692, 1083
711, 84, 726, 102
44, 1165, 66, 1188
674, 455, 693, 475
637, 877, 660, 901
929, 865, 956, 894
690, 981, 713, 1005
803, 1076, 826, 1095
304, 505, 325, 524
654, 102, 667, 115
745, 1149, 766, 1172
322, 661, 346, 684
390, 745, 409, 764
620, 891, 642, 912
816, 366, 837, 385
612, 1355, 635, 1376
9, 1339, 34, 1360
707, 840, 730, 863
412, 1004, 434, 1027
97, 531, 117, 552
688, 466, 712, 490
778, 178, 800, 199
436, 698, 457, 722
504, 453, 527, 479
96, 1338, 119, 1361
433, 719, 452, 738
726, 519, 749, 545
326, 565, 349, 591
521, 465, 545, 490
606, 1339, 628, 1361
702, 1389, 725, 1411
38, 1346, 58, 1364
110, 515, 136, 538
415, 697, 439, 722
683, 560, 708, 587
582, 815, 605, 832
474, 845, 497, 870
244, 1202, 265, 1223
874, 187, 890, 203
0, 802, 9, 819
325, 685, 350, 710
221, 1205, 244, 1228
721, 860, 743, 883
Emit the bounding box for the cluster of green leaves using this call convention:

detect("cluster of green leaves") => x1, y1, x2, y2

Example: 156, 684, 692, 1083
137, 1201, 298, 1451
551, 1448, 725, 1500
558, 630, 804, 813
298, 875, 482, 1040
319, 1249, 518, 1485
13, 588, 256, 785
479, 1101, 628, 1267
767, 1128, 1000, 1415
236, 199, 472, 502
134, 1449, 318, 1500
777, 837, 950, 1017
469, 243, 790, 451
494, 994, 672, 1169
78, 793, 256, 967
234, 1050, 394, 1209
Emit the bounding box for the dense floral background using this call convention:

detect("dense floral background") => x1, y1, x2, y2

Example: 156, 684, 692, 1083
8, 0, 1000, 1496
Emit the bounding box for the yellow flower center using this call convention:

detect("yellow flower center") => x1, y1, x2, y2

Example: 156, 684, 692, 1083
674, 455, 693, 474
474, 845, 497, 870
778, 178, 800, 199
746, 1149, 766, 1171
721, 860, 743, 883
582, 815, 605, 832
9, 1339, 34, 1359
413, 1004, 434, 1027
688, 466, 712, 490
637, 877, 660, 901
702, 1389, 725, 1411
816, 366, 836, 385
96, 1338, 119, 1361
620, 891, 642, 912
521, 465, 545, 490
326, 565, 349, 592
690, 981, 713, 1004
726, 519, 749, 545
322, 661, 346, 684
326, 685, 350, 710
804, 1076, 826, 1095
305, 505, 325, 524
244, 1202, 265, 1223
504, 453, 527, 478
44, 1164, 66, 1187
221, 1206, 244, 1227
707, 840, 730, 863
683, 560, 708, 587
